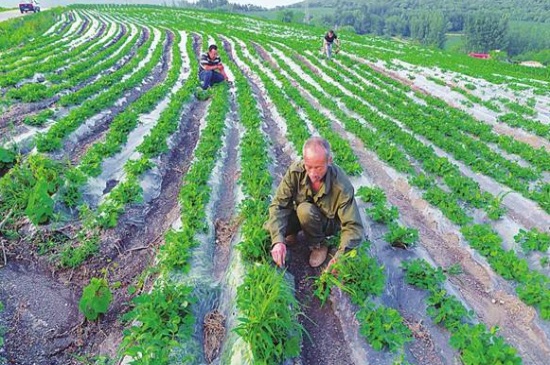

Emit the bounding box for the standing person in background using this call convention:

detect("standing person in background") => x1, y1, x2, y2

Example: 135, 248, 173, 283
198, 44, 230, 90
323, 29, 340, 60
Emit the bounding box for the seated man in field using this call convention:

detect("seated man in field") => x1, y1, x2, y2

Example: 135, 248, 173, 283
266, 137, 364, 268
198, 44, 230, 90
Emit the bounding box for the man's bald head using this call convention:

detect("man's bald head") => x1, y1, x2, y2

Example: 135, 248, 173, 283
303, 137, 332, 185
303, 136, 331, 162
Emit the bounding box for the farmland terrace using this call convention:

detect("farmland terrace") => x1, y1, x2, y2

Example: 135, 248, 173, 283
0, 4, 549, 365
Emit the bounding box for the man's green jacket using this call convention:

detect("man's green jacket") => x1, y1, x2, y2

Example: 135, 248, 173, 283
265, 161, 364, 254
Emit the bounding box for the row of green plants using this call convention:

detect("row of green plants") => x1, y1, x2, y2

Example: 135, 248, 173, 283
0, 25, 167, 266
234, 38, 362, 177
356, 186, 419, 248
314, 247, 413, 355
94, 31, 195, 229
498, 97, 538, 117
341, 54, 546, 177
2, 14, 98, 75
35, 27, 157, 152
270, 41, 503, 224
233, 35, 417, 360
325, 51, 550, 213
56, 26, 152, 107
76, 30, 176, 177
0, 16, 110, 88
347, 53, 550, 175
498, 113, 550, 140
461, 224, 550, 319
448, 84, 502, 112
514, 228, 550, 254
402, 259, 522, 364
4, 20, 131, 104
269, 42, 550, 320
48, 29, 181, 266
1, 22, 81, 74
315, 185, 418, 356
227, 38, 310, 162
4, 21, 127, 103
267, 41, 415, 173
351, 33, 550, 94
119, 37, 230, 360
221, 39, 305, 364
343, 55, 550, 212
322, 46, 550, 318
247, 42, 363, 176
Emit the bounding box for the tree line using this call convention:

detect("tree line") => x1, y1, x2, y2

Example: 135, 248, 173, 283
320, 8, 548, 61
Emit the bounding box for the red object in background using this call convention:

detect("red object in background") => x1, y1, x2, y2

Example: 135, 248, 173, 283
469, 52, 491, 59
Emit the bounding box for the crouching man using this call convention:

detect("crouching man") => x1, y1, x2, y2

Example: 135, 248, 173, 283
198, 44, 230, 90
265, 137, 363, 268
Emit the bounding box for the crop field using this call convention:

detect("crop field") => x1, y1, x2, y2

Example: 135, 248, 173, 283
0, 5, 549, 365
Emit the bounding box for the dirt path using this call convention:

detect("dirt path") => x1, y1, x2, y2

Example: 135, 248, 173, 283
0, 9, 29, 23
188, 88, 242, 364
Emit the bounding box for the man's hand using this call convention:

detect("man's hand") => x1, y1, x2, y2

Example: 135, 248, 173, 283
271, 242, 286, 268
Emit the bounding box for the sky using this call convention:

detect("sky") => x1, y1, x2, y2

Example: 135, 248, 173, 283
0, 0, 301, 10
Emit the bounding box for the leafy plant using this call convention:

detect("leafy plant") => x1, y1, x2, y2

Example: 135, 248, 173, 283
409, 173, 435, 190
25, 178, 55, 225
367, 202, 399, 224
402, 259, 445, 290
450, 324, 522, 365
124, 157, 154, 177
485, 191, 510, 220
59, 231, 99, 268
0, 147, 16, 170
384, 223, 418, 248
235, 263, 303, 364
23, 109, 54, 127
426, 289, 472, 331
357, 301, 413, 352
357, 186, 387, 204
121, 280, 195, 364
316, 248, 385, 306
514, 228, 550, 253
79, 277, 113, 321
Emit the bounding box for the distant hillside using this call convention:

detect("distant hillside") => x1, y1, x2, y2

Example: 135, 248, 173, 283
289, 0, 549, 24
274, 0, 549, 63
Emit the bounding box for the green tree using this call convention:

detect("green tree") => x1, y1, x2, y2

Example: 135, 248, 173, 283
384, 15, 410, 37
410, 11, 447, 48
465, 12, 509, 52
280, 10, 293, 23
